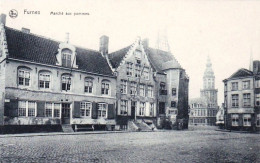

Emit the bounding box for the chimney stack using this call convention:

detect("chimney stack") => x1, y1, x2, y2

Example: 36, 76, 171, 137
142, 38, 149, 49
21, 27, 30, 34
99, 35, 109, 57
0, 14, 6, 26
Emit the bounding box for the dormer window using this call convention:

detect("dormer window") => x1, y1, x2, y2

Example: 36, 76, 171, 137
61, 49, 72, 68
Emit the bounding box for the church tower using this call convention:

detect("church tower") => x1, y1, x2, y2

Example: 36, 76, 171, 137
200, 56, 218, 107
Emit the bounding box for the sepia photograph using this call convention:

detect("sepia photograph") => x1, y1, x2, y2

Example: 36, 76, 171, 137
0, 0, 259, 162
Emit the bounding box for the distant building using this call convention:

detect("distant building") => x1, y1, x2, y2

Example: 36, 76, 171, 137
223, 60, 260, 131
216, 104, 225, 127
189, 57, 218, 126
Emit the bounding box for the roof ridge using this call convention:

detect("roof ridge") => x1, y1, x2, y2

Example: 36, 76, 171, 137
5, 26, 100, 53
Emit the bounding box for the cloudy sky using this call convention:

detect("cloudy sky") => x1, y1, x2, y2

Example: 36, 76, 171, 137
1, 0, 260, 105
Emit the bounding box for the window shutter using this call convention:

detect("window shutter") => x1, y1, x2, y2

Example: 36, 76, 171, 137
107, 104, 115, 119
4, 99, 18, 117
37, 101, 45, 117
92, 102, 97, 119
73, 101, 81, 118
239, 114, 243, 126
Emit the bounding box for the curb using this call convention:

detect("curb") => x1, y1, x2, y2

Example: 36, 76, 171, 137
215, 129, 260, 134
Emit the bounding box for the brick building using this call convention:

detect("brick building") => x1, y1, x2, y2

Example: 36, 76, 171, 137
108, 38, 189, 130
189, 57, 218, 126
223, 60, 260, 131
0, 14, 117, 133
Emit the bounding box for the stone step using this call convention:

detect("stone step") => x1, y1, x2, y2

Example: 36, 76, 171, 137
61, 125, 74, 133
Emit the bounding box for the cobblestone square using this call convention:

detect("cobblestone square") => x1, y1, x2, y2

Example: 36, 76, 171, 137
0, 128, 259, 162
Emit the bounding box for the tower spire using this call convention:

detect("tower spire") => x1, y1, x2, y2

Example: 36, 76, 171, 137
156, 27, 171, 52
249, 47, 253, 71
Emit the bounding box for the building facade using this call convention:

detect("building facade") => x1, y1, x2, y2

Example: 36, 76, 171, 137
0, 14, 117, 133
189, 57, 218, 126
108, 38, 189, 130
223, 60, 260, 131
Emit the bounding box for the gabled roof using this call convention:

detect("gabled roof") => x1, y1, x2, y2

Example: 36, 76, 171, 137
227, 68, 253, 79
5, 27, 113, 76
107, 44, 182, 73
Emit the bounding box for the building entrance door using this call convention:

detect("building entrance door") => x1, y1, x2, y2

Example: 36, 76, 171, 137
131, 101, 136, 119
62, 103, 71, 124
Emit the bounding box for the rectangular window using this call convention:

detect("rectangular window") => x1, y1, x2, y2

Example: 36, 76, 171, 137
126, 62, 133, 76
18, 101, 36, 117
98, 103, 107, 118
18, 69, 30, 86
256, 114, 260, 127
231, 82, 238, 91
150, 103, 154, 116
39, 73, 50, 89
121, 80, 127, 94
130, 82, 137, 95
62, 53, 72, 68
171, 101, 176, 107
147, 86, 153, 97
120, 100, 128, 115
242, 81, 250, 89
172, 88, 176, 96
256, 94, 260, 106
143, 67, 149, 80
135, 64, 141, 78
80, 102, 92, 117
45, 103, 52, 117
139, 102, 145, 116
139, 84, 145, 96
84, 79, 93, 93
231, 94, 239, 107
243, 93, 251, 107
231, 114, 239, 126
54, 103, 61, 118
101, 82, 110, 95
62, 76, 71, 91
255, 80, 260, 88
243, 114, 251, 126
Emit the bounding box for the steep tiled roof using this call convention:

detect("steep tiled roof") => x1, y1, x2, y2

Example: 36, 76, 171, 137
228, 68, 253, 79
108, 45, 132, 68
108, 44, 182, 72
5, 27, 113, 76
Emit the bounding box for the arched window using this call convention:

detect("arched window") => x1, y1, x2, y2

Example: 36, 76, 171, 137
61, 74, 72, 91
39, 71, 51, 89
61, 49, 72, 68
101, 80, 110, 95
84, 77, 93, 93
18, 66, 31, 86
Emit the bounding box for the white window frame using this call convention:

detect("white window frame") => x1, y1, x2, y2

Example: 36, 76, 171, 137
243, 93, 251, 107
121, 80, 127, 94
45, 102, 61, 118
255, 80, 260, 88
18, 101, 37, 117
231, 94, 239, 108
98, 103, 107, 118
101, 81, 110, 95
126, 62, 133, 76
61, 75, 72, 91
243, 114, 251, 127
231, 82, 238, 91
62, 50, 72, 68
120, 100, 128, 115
139, 84, 145, 96
18, 69, 31, 86
139, 102, 145, 116
130, 82, 137, 95
147, 85, 153, 97
80, 102, 92, 117
231, 114, 239, 126
242, 80, 250, 90
135, 63, 141, 78
84, 78, 93, 94
39, 72, 51, 89
143, 67, 149, 80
